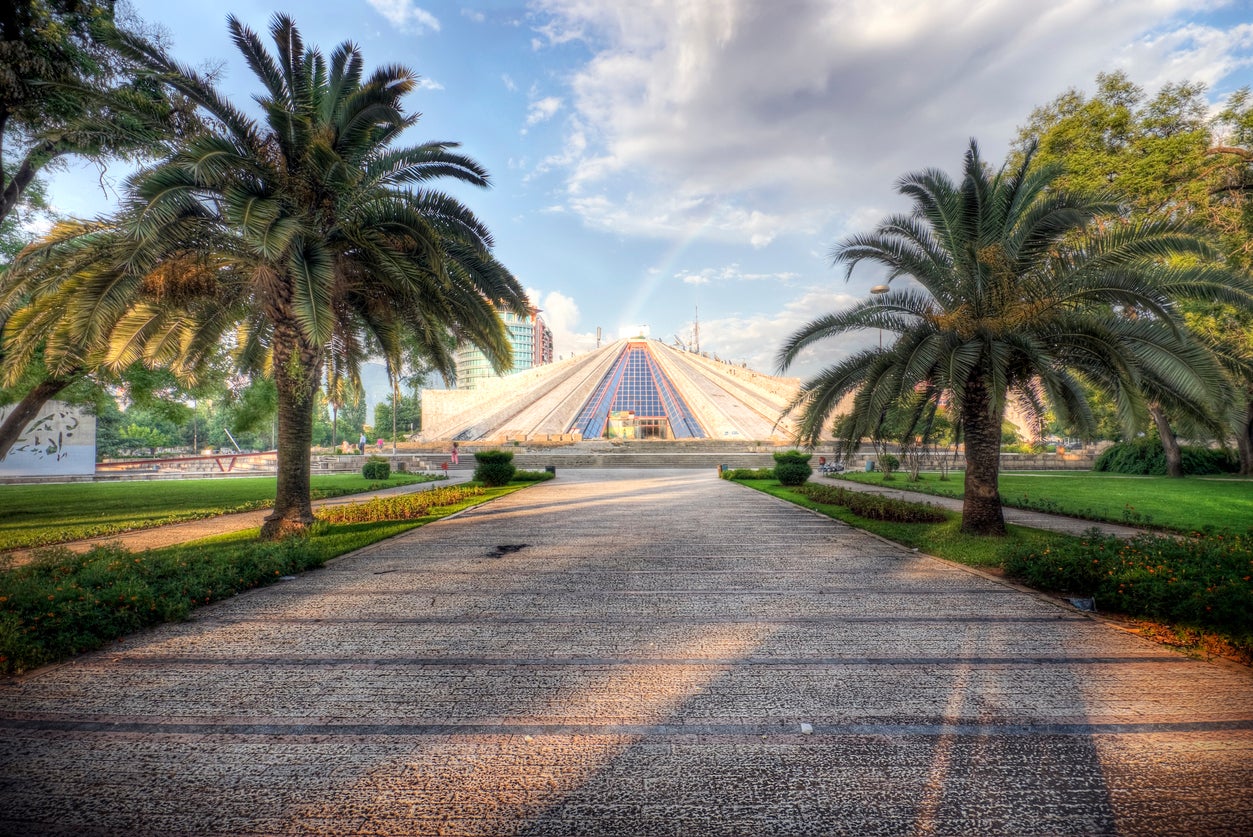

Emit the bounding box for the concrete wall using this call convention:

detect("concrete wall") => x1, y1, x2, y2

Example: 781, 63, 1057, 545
0, 401, 96, 478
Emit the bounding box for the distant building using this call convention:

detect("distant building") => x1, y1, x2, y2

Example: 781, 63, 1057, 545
536, 316, 554, 365
454, 307, 553, 390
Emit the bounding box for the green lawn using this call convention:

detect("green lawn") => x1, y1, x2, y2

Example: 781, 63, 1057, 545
0, 474, 439, 552
834, 470, 1253, 534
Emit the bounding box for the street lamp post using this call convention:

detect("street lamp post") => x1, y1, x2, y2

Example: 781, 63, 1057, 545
870, 284, 889, 348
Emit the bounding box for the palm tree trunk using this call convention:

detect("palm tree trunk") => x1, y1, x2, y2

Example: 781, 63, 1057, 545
1149, 403, 1184, 478
261, 323, 322, 540
960, 378, 1006, 536
1238, 396, 1253, 477
0, 376, 73, 462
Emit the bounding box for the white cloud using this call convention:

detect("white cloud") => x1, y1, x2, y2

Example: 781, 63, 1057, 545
700, 288, 867, 378
366, 0, 440, 33
415, 77, 444, 91
460, 8, 486, 23
525, 95, 563, 127
676, 264, 800, 285
527, 289, 600, 358
502, 73, 517, 92
529, 0, 1253, 244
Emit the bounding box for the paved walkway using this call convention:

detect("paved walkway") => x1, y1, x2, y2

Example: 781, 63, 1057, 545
2, 469, 1250, 835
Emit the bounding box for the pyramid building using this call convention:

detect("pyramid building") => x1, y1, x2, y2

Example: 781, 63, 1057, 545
420, 338, 804, 442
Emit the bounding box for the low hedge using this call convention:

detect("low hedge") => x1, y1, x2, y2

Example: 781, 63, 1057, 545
1094, 440, 1238, 475
1005, 530, 1253, 643
512, 469, 556, 482
797, 482, 948, 523
0, 539, 329, 674
361, 456, 391, 480
721, 467, 777, 480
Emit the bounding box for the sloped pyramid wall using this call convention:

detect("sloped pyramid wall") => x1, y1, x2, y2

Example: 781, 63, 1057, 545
419, 339, 804, 442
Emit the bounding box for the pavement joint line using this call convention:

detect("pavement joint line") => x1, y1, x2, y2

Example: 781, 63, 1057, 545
98, 655, 1196, 667
184, 614, 1091, 625
246, 587, 1018, 596
4, 717, 1253, 738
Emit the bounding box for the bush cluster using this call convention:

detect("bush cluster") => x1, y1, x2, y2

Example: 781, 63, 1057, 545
473, 449, 517, 486
0, 539, 327, 674
512, 469, 556, 483
797, 483, 948, 523
361, 456, 391, 480
1005, 531, 1253, 643
315, 485, 484, 523
1094, 440, 1237, 475
720, 467, 777, 480
772, 450, 813, 486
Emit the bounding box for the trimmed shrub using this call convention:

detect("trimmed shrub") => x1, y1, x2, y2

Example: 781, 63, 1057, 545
797, 483, 948, 523
361, 456, 391, 480
1094, 440, 1237, 476
879, 453, 900, 479
721, 467, 777, 481
473, 449, 517, 486
512, 469, 556, 482
773, 450, 813, 486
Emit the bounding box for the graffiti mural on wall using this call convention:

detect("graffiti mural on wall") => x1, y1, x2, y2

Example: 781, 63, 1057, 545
9, 408, 80, 460
0, 401, 96, 477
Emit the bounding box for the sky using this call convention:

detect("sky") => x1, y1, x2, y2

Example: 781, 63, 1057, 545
45, 0, 1253, 383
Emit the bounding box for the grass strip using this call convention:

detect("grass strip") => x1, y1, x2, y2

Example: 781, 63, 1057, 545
0, 474, 442, 552
832, 470, 1253, 535
738, 478, 1252, 661
0, 482, 522, 675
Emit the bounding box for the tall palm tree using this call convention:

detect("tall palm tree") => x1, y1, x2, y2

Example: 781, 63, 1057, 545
778, 140, 1248, 535
6, 15, 526, 537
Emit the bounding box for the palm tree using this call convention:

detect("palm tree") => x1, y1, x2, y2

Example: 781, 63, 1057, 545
778, 140, 1248, 535
6, 15, 526, 537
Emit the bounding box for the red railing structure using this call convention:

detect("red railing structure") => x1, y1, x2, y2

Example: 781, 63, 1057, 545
96, 451, 277, 474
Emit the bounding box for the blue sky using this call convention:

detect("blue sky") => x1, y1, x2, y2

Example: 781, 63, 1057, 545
47, 0, 1253, 381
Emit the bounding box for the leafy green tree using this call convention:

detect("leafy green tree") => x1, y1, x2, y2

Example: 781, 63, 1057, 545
1017, 72, 1247, 475
0, 1, 187, 454
374, 391, 421, 440
0, 0, 178, 223
1203, 91, 1253, 473
778, 140, 1246, 535
117, 421, 170, 456
12, 15, 525, 536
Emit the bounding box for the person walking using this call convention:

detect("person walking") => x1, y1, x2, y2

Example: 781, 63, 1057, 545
358, 431, 367, 455
450, 441, 460, 465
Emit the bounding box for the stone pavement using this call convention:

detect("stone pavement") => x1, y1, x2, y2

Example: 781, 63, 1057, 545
1, 468, 1251, 836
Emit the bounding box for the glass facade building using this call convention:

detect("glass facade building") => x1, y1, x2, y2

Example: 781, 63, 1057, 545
455, 309, 553, 390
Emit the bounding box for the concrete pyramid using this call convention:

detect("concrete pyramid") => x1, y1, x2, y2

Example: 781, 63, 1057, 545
420, 338, 803, 442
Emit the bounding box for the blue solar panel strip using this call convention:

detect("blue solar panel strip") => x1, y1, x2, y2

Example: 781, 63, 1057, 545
646, 352, 704, 438
571, 345, 629, 437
